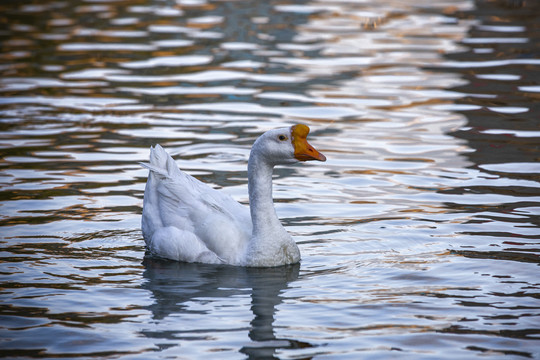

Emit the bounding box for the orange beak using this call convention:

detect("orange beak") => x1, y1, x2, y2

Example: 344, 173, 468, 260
291, 124, 326, 162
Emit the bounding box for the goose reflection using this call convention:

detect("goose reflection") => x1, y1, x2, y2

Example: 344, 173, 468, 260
141, 256, 311, 358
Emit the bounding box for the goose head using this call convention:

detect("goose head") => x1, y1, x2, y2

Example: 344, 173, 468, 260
252, 124, 326, 166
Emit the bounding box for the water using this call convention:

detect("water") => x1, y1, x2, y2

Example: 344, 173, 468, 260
1, 0, 539, 358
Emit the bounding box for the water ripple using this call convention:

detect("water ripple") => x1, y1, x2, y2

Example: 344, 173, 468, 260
1, 0, 539, 358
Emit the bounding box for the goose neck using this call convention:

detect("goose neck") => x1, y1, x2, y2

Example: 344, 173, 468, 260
247, 152, 281, 235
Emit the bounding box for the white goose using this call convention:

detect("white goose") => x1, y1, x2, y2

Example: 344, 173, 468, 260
141, 124, 326, 267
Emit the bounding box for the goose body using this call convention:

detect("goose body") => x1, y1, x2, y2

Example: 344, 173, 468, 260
141, 124, 326, 267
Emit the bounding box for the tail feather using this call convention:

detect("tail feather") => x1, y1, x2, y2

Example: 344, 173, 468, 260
140, 162, 168, 177
140, 144, 180, 178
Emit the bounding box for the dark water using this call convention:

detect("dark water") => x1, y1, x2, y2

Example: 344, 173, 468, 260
1, 0, 539, 358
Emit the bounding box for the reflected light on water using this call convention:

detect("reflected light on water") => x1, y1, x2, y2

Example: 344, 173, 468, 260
0, 0, 539, 358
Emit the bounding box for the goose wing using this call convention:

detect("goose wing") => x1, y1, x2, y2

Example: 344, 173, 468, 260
141, 145, 251, 264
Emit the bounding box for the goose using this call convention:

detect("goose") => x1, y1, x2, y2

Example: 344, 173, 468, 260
141, 124, 326, 267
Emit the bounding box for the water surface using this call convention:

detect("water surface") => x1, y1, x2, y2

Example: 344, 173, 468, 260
1, 0, 539, 358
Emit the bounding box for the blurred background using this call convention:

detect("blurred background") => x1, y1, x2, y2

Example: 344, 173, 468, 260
1, 0, 539, 358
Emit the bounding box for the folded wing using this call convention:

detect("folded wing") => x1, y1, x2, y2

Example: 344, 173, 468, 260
141, 145, 251, 264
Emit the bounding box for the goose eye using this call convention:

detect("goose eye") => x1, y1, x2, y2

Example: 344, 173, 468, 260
278, 135, 288, 141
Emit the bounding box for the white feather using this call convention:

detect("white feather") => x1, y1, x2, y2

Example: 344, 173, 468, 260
141, 126, 323, 267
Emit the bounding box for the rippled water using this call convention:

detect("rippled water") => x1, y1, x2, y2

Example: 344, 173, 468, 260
1, 0, 539, 358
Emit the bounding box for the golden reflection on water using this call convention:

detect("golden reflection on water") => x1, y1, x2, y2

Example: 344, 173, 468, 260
1, 0, 539, 358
